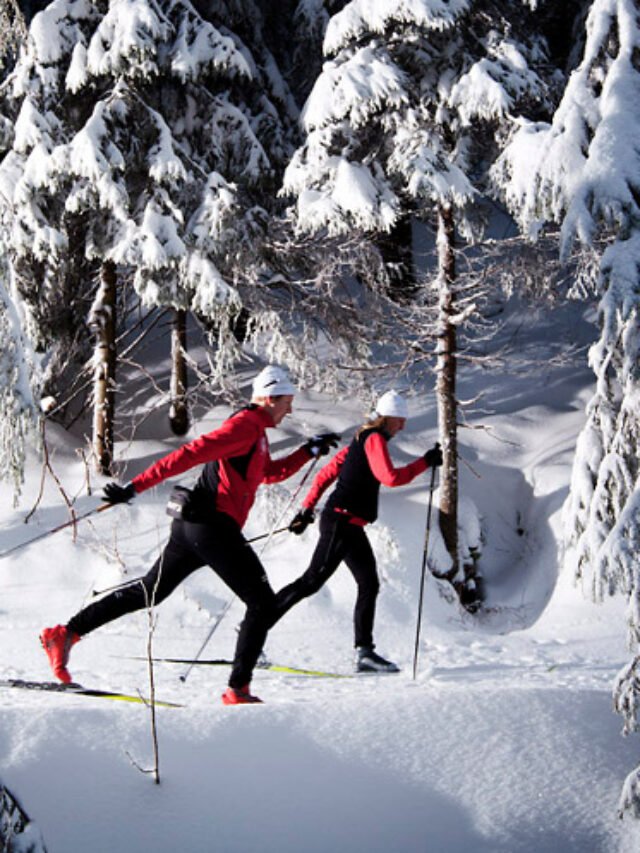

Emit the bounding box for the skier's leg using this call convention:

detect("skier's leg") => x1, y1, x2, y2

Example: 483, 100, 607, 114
67, 521, 203, 636
343, 531, 398, 671
186, 513, 278, 691
342, 529, 379, 649
273, 512, 348, 621
41, 521, 204, 682
227, 564, 276, 691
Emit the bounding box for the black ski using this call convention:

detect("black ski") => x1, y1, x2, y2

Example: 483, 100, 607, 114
0, 679, 183, 708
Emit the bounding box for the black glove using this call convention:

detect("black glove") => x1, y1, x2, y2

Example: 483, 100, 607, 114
424, 444, 443, 468
103, 482, 137, 504
289, 508, 315, 535
305, 431, 340, 457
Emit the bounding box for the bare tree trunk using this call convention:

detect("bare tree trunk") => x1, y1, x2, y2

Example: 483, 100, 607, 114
169, 308, 189, 436
91, 261, 117, 475
435, 203, 459, 578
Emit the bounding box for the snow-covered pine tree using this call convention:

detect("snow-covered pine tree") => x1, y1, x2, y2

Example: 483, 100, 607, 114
0, 0, 299, 472
492, 0, 640, 815
263, 0, 349, 107
0, 777, 47, 852
0, 238, 40, 499
0, 0, 27, 77
0, 4, 40, 496
282, 0, 553, 587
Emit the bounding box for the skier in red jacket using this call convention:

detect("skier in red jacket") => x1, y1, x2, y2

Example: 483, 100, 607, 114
276, 390, 442, 673
40, 365, 338, 705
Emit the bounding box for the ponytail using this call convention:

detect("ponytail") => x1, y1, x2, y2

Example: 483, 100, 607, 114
356, 415, 389, 437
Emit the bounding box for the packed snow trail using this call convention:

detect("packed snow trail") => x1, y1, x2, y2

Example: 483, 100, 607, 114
2, 305, 640, 850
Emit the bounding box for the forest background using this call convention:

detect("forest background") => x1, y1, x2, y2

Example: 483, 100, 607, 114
1, 0, 640, 824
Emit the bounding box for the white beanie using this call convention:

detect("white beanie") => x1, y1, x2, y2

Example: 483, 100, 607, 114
375, 390, 409, 419
252, 365, 296, 398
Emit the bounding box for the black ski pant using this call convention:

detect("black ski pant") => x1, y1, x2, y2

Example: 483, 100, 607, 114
67, 511, 277, 689
273, 510, 380, 648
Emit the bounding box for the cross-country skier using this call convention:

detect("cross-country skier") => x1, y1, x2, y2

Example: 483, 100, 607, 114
275, 390, 442, 673
40, 365, 338, 705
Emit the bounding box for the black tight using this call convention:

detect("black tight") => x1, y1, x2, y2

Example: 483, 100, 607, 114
274, 511, 380, 648
68, 512, 277, 688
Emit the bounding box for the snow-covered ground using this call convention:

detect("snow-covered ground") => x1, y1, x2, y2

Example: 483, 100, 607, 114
1, 300, 640, 853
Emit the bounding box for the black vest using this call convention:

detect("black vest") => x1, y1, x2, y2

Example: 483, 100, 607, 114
191, 406, 258, 510
326, 427, 389, 523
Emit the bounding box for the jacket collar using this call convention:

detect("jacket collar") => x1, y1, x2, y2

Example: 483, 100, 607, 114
252, 404, 276, 428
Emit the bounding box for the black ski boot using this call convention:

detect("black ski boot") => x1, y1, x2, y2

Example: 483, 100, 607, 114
355, 646, 400, 673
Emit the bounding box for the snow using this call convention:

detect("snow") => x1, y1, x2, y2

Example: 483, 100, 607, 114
85, 0, 169, 80
169, 15, 252, 83
138, 202, 186, 269
494, 0, 640, 256
2, 301, 640, 853
447, 39, 547, 125
27, 0, 95, 68
301, 48, 408, 130
389, 123, 477, 205
0, 269, 39, 497
324, 0, 470, 54
284, 145, 401, 235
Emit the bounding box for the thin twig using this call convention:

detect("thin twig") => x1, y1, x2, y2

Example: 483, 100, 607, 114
25, 420, 78, 539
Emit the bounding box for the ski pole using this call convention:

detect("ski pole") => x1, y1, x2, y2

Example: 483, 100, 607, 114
178, 599, 234, 683
0, 502, 113, 560
179, 454, 322, 684
255, 453, 321, 556
412, 462, 438, 681
245, 525, 289, 544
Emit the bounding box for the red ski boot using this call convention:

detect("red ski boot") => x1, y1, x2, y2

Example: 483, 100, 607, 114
221, 684, 263, 705
40, 625, 80, 684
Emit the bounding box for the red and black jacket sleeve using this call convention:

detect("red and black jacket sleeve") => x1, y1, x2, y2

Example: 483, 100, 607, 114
362, 432, 427, 486
302, 446, 349, 511
131, 414, 264, 494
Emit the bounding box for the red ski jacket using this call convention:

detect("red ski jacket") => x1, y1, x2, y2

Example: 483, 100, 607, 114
302, 430, 427, 519
131, 406, 312, 528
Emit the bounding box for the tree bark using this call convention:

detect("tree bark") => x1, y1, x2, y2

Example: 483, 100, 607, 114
435, 203, 459, 577
169, 308, 189, 436
92, 261, 117, 475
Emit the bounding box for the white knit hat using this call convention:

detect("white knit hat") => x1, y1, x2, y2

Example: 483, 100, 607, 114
375, 390, 409, 419
252, 365, 296, 398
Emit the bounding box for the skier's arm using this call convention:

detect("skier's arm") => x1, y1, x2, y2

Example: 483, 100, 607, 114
301, 446, 349, 511
262, 445, 314, 484
364, 432, 427, 487
132, 417, 259, 493
263, 432, 340, 484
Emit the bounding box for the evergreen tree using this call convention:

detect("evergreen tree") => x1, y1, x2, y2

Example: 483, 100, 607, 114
262, 0, 348, 107
0, 0, 299, 471
282, 0, 553, 584
0, 0, 27, 78
0, 239, 39, 497
493, 0, 640, 814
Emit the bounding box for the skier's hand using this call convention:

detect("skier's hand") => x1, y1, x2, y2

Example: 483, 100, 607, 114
305, 432, 340, 457
423, 444, 443, 468
103, 482, 136, 505
289, 508, 315, 535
